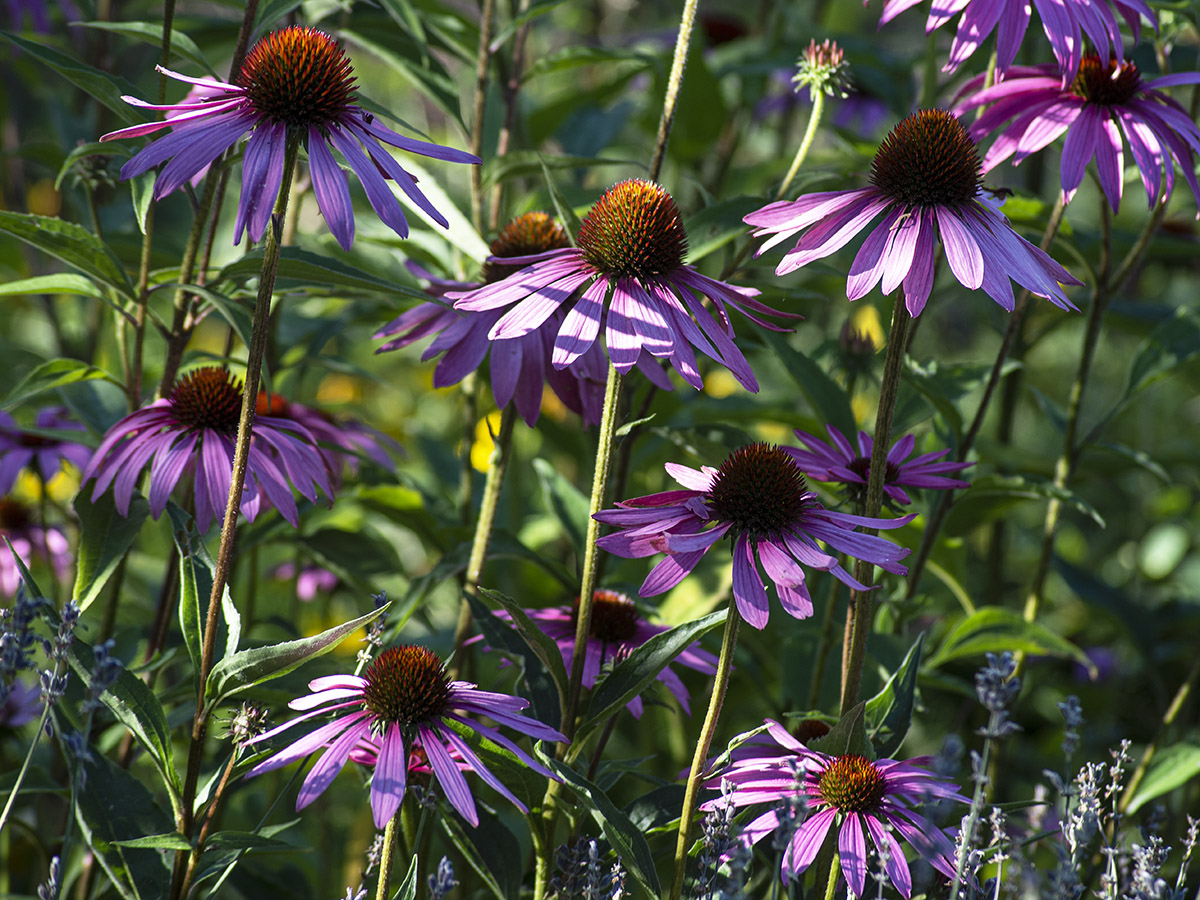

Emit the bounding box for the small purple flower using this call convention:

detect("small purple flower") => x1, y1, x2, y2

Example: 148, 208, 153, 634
82, 367, 333, 531
593, 443, 912, 630
450, 179, 796, 393
0, 407, 91, 494
786, 425, 971, 508
0, 499, 72, 597
481, 590, 718, 718
272, 562, 340, 602
955, 54, 1200, 213
4, 0, 78, 34
375, 212, 612, 426
246, 644, 566, 828
703, 719, 968, 897
0, 677, 41, 728
746, 109, 1082, 317
99, 26, 479, 250
869, 0, 1156, 83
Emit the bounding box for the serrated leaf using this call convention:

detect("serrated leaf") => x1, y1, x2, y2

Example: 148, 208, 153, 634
0, 31, 145, 125
67, 638, 182, 804
757, 330, 857, 439
545, 758, 659, 898
77, 21, 215, 75
864, 633, 924, 758
203, 602, 390, 711
0, 211, 135, 297
533, 457, 590, 561
1126, 743, 1200, 814
72, 488, 149, 613
579, 610, 726, 738
925, 607, 1095, 674
809, 702, 872, 759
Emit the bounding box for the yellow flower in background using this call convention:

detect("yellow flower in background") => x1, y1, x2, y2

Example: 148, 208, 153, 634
850, 303, 884, 349
471, 411, 503, 472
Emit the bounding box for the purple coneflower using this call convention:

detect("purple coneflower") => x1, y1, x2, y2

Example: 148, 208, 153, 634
0, 408, 91, 494
593, 443, 911, 630
82, 367, 333, 531
482, 589, 718, 718
246, 644, 565, 827
869, 0, 1155, 83
955, 54, 1200, 213
99, 26, 479, 250
272, 561, 340, 602
375, 212, 617, 426
0, 499, 72, 597
450, 180, 795, 392
256, 392, 399, 482
787, 425, 971, 508
746, 109, 1082, 316
703, 719, 967, 897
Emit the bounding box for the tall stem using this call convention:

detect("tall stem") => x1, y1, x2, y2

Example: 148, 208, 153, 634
469, 0, 496, 231
564, 363, 623, 738
174, 136, 301, 900
840, 294, 910, 714
648, 0, 700, 182
668, 606, 739, 900
775, 90, 824, 201
376, 810, 404, 900
449, 405, 517, 677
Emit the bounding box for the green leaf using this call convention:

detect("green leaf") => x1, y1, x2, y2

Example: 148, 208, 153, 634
0, 31, 146, 125
533, 457, 590, 561
67, 639, 182, 804
0, 273, 108, 300
295, 527, 403, 593
439, 717, 551, 817
1124, 307, 1200, 397
219, 246, 426, 298
864, 633, 924, 758
683, 197, 765, 264
809, 702, 872, 759
545, 758, 660, 898
111, 833, 193, 851
203, 602, 390, 711
56, 141, 130, 191
394, 852, 419, 900
524, 43, 656, 80
73, 751, 175, 900
204, 830, 298, 852
944, 474, 1105, 534
1126, 743, 1200, 814
72, 488, 148, 613
580, 610, 726, 738
925, 607, 1095, 674
441, 812, 519, 900
482, 151, 637, 189
0, 211, 135, 297
77, 21, 215, 75
475, 588, 568, 728
539, 157, 582, 245
757, 330, 857, 439
341, 30, 467, 130
167, 503, 222, 682
3, 358, 119, 410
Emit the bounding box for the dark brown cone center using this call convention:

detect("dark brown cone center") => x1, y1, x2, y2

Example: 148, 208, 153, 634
1072, 54, 1142, 107
237, 26, 357, 129
170, 368, 244, 435
818, 754, 887, 813
361, 645, 452, 727
481, 212, 572, 284
707, 443, 810, 538
870, 109, 982, 209
577, 180, 688, 280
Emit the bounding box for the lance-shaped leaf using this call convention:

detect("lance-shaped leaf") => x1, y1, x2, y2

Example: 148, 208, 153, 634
865, 632, 924, 758
73, 488, 148, 613
0, 212, 135, 298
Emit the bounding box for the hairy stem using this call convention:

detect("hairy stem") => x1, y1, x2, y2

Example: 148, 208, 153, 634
648, 0, 699, 182
469, 0, 496, 231
775, 90, 824, 201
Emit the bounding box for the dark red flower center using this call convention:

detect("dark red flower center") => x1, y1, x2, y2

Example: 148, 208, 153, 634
237, 26, 357, 129
707, 443, 811, 538
577, 180, 688, 279
574, 590, 641, 643
170, 368, 244, 435
1072, 54, 1142, 107
870, 109, 982, 209
481, 212, 572, 284
256, 391, 290, 417
818, 754, 887, 813
0, 498, 31, 532
361, 645, 452, 727
846, 455, 901, 485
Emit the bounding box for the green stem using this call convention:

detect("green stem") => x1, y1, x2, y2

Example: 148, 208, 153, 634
840, 293, 910, 714
1120, 654, 1200, 814
668, 605, 739, 900
376, 809, 404, 900
469, 0, 496, 231
449, 405, 517, 677
173, 134, 301, 900
822, 850, 842, 900
0, 704, 51, 836
775, 90, 824, 201
564, 363, 623, 737
649, 0, 700, 182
